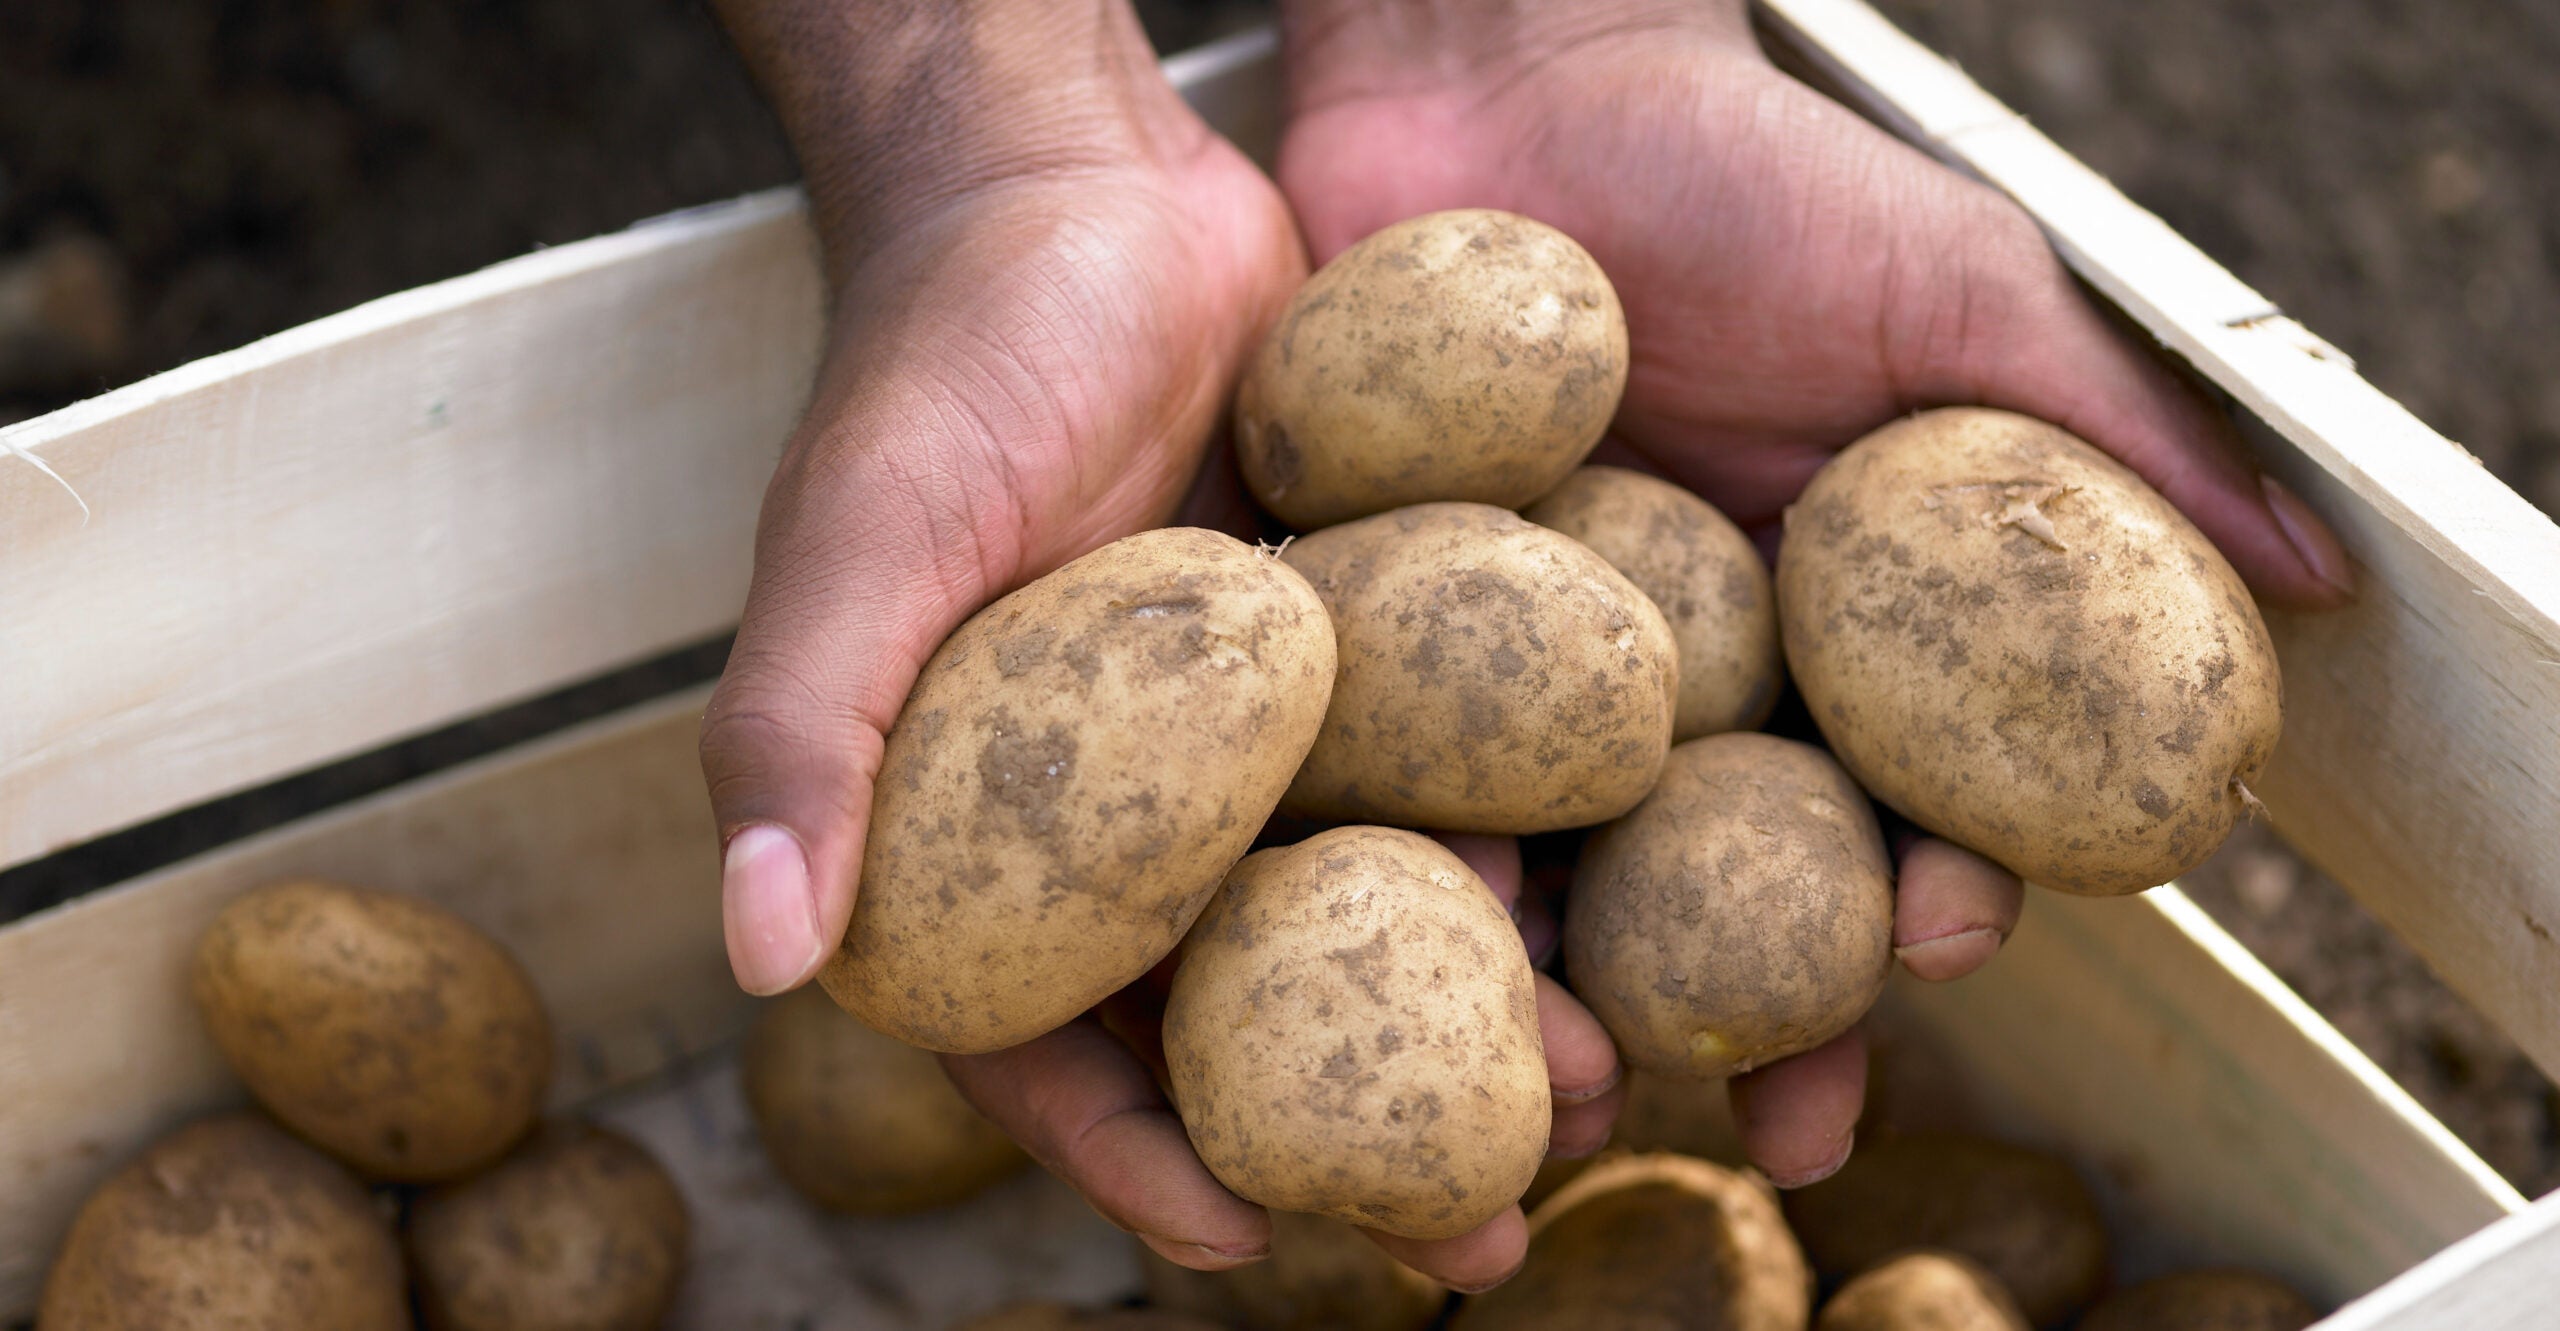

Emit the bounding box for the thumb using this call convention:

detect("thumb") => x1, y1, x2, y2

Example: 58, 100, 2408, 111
699, 410, 1018, 996
1911, 201, 2355, 610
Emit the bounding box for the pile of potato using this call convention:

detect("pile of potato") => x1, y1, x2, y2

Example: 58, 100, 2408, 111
40, 880, 689, 1330
822, 204, 2287, 1258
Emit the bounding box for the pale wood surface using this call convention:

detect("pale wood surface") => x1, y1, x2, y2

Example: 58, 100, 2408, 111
0, 689, 2514, 1320
1875, 888, 2521, 1309
2310, 1190, 2560, 1331
1758, 0, 2560, 1115
0, 689, 745, 1312
0, 29, 1285, 878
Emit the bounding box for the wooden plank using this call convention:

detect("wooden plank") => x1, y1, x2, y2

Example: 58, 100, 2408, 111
2312, 1190, 2560, 1331
1756, 0, 2560, 1102
1874, 887, 2520, 1308
0, 28, 1283, 877
0, 688, 742, 1313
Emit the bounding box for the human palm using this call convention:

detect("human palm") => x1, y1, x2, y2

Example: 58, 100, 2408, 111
1280, 21, 2340, 592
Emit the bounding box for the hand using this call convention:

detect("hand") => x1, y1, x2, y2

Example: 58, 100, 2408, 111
699, 0, 1606, 1290
1276, 0, 2352, 1188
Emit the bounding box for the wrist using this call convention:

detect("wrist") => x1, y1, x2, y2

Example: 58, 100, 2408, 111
1280, 0, 1750, 110
714, 0, 1199, 287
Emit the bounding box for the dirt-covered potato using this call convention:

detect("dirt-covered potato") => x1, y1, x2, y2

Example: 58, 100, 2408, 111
954, 1305, 1225, 1331
1525, 466, 1782, 739
1776, 408, 2282, 895
1235, 209, 1628, 529
192, 878, 552, 1181
1783, 1135, 2107, 1328
1141, 1209, 1445, 1331
1818, 1252, 2029, 1331
406, 1122, 687, 1331
1452, 1153, 1809, 1330
741, 985, 1026, 1213
1566, 734, 1894, 1078
2076, 1270, 2318, 1331
1165, 827, 1550, 1239
1280, 503, 1678, 833
38, 1112, 408, 1330
824, 527, 1336, 1054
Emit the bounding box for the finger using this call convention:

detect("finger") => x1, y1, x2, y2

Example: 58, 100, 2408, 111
700, 398, 1016, 995
1438, 833, 1524, 910
1728, 1027, 1866, 1188
1536, 973, 1623, 1159
1892, 838, 2025, 982
1362, 1206, 1529, 1294
1916, 193, 2354, 607
941, 1018, 1271, 1269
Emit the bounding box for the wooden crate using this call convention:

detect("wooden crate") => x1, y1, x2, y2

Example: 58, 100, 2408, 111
4, 5, 2556, 1326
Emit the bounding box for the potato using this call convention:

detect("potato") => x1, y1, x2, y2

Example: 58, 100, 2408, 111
1140, 1209, 1445, 1331
38, 1112, 407, 1330
954, 1305, 1224, 1331
1235, 208, 1628, 529
2076, 1270, 2317, 1331
741, 985, 1026, 1213
1782, 1134, 2107, 1328
1164, 826, 1550, 1239
1776, 407, 2282, 895
1280, 503, 1678, 833
406, 1122, 686, 1331
192, 878, 552, 1180
1452, 1153, 1809, 1330
1817, 1252, 2029, 1331
1525, 466, 1783, 738
823, 527, 1336, 1053
1566, 734, 1894, 1078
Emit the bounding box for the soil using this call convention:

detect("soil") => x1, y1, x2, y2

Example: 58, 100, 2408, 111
3, 0, 2553, 1197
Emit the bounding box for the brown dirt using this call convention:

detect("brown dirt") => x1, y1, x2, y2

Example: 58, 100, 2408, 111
2, 0, 2552, 1199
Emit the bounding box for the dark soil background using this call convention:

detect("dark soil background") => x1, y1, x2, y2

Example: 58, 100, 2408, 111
4, 0, 2554, 1195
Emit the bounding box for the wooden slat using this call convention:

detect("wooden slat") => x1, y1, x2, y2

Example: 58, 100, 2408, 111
0, 27, 1284, 877
0, 688, 743, 1313
2312, 1191, 2560, 1331
1876, 888, 2519, 1307
1757, 0, 2560, 1099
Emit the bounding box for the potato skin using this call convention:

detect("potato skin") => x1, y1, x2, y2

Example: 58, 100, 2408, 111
2075, 1270, 2317, 1331
191, 879, 552, 1180
1281, 503, 1678, 833
1817, 1252, 2030, 1331
1452, 1153, 1810, 1331
1782, 1135, 2107, 1329
1525, 466, 1782, 739
38, 1112, 409, 1331
824, 527, 1336, 1054
1140, 1210, 1445, 1331
406, 1122, 687, 1331
1566, 734, 1894, 1078
1235, 209, 1629, 528
741, 986, 1026, 1213
954, 1306, 1225, 1331
1776, 408, 2282, 895
1164, 827, 1550, 1240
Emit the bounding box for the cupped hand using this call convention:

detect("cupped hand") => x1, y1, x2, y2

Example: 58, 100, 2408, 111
697, 4, 1614, 1286
1276, 0, 2351, 1186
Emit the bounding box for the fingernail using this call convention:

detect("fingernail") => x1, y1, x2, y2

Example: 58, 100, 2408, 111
1895, 927, 2004, 983
1552, 1066, 1621, 1107
1765, 1129, 1855, 1190
1137, 1233, 1267, 1270
2261, 474, 2356, 600
723, 824, 824, 996
1446, 1262, 1527, 1296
